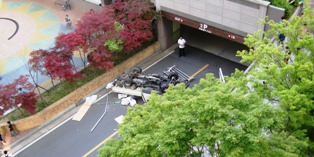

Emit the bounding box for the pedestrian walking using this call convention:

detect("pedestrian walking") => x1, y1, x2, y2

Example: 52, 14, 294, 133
298, 0, 304, 16
65, 14, 72, 30
278, 17, 286, 45
7, 121, 17, 137
177, 37, 186, 57
0, 134, 6, 146
3, 150, 13, 157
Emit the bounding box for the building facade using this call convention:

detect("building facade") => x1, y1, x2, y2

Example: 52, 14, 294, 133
152, 0, 284, 50
72, 0, 284, 64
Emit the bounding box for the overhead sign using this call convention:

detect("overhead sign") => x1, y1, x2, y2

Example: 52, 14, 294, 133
199, 23, 211, 33
174, 17, 184, 23
162, 11, 244, 43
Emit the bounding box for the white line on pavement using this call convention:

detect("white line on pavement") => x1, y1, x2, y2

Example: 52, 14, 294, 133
14, 49, 175, 156
13, 115, 74, 156
143, 50, 174, 71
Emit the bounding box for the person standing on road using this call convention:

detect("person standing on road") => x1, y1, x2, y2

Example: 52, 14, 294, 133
7, 121, 17, 137
178, 37, 186, 57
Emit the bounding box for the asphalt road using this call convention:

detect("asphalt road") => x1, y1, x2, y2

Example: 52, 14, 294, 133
15, 45, 247, 157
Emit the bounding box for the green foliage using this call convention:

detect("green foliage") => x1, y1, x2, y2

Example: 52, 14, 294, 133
237, 4, 314, 155
104, 38, 124, 53
114, 21, 123, 32
35, 67, 106, 113
268, 0, 295, 17
99, 74, 307, 156
8, 108, 29, 121
99, 3, 314, 157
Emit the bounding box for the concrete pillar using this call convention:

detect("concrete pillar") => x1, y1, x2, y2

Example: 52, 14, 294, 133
102, 0, 112, 5
155, 0, 161, 11
258, 1, 270, 39
157, 17, 173, 51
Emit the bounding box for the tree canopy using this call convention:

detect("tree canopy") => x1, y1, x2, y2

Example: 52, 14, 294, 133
0, 75, 37, 115
98, 1, 314, 156
28, 0, 155, 81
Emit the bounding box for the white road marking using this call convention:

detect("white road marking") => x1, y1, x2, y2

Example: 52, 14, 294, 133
14, 50, 175, 156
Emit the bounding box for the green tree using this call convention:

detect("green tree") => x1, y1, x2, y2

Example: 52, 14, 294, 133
237, 2, 314, 154
104, 38, 124, 53
98, 74, 306, 157
98, 2, 314, 157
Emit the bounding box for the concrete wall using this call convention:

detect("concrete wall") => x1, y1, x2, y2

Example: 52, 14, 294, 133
71, 0, 103, 12
154, 0, 270, 36
265, 5, 285, 31
157, 17, 174, 50
0, 42, 161, 134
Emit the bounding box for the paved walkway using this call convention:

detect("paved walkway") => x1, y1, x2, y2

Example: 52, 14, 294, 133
0, 0, 84, 86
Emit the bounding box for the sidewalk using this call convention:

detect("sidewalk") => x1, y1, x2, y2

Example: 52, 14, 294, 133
0, 0, 84, 85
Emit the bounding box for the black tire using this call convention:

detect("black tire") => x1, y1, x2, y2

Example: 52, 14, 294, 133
160, 84, 169, 93
120, 73, 128, 80
132, 66, 142, 74
124, 77, 133, 86
168, 72, 179, 80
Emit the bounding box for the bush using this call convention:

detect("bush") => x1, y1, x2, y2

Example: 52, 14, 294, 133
268, 0, 299, 17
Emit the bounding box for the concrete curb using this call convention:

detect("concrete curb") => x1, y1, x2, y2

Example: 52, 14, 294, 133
8, 43, 176, 155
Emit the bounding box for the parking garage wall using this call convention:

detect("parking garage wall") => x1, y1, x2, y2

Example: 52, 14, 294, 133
154, 0, 270, 36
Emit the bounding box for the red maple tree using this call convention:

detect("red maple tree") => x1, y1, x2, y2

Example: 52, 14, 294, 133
73, 0, 154, 70
44, 52, 83, 82
108, 0, 154, 53
0, 75, 37, 116
15, 92, 37, 114
76, 10, 116, 70
55, 30, 89, 69
28, 49, 56, 86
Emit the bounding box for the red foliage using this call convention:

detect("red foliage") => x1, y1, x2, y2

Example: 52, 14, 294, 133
28, 49, 51, 77
73, 0, 154, 70
0, 75, 36, 116
44, 52, 82, 82
76, 10, 116, 70
88, 51, 115, 70
29, 48, 82, 82
108, 0, 154, 53
15, 92, 37, 114
55, 30, 88, 55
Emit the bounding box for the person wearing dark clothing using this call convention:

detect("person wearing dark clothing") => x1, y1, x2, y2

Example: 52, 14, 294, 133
0, 134, 6, 145
3, 150, 13, 157
7, 121, 17, 137
278, 17, 286, 45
